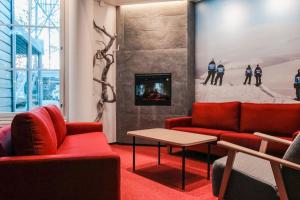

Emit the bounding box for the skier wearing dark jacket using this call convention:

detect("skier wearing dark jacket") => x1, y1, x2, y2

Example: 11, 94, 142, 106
214, 63, 225, 86
243, 65, 253, 85
203, 59, 216, 85
294, 69, 300, 101
255, 64, 263, 86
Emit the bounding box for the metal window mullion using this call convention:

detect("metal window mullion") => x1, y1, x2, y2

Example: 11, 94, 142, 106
26, 0, 33, 111
48, 17, 51, 71
38, 54, 42, 105
60, 0, 65, 113
35, 0, 38, 39
0, 22, 59, 29
11, 0, 16, 112
35, 1, 43, 106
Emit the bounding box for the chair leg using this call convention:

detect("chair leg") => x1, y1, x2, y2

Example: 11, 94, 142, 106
167, 146, 172, 154
270, 162, 289, 200
218, 150, 236, 200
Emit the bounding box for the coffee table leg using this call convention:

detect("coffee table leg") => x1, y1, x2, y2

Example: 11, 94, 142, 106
158, 142, 161, 165
169, 146, 173, 154
207, 143, 211, 180
182, 147, 186, 190
133, 136, 136, 171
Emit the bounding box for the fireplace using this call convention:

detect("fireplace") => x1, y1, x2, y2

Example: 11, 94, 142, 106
135, 73, 171, 106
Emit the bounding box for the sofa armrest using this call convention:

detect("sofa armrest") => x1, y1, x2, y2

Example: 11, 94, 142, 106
293, 130, 300, 139
66, 122, 103, 135
254, 132, 292, 146
165, 116, 192, 129
218, 141, 300, 170
0, 153, 120, 200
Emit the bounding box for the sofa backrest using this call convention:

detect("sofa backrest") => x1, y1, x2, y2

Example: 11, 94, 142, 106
240, 103, 300, 137
44, 105, 66, 146
191, 102, 241, 132
12, 107, 58, 156
0, 125, 13, 157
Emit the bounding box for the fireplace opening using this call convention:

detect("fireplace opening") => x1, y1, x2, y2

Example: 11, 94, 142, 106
135, 73, 171, 106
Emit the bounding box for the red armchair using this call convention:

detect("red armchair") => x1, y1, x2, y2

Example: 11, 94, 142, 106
0, 105, 120, 200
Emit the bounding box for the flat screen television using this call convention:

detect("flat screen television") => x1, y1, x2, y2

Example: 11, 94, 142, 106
135, 73, 171, 106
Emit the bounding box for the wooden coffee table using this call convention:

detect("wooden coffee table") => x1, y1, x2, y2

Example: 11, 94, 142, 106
127, 128, 218, 190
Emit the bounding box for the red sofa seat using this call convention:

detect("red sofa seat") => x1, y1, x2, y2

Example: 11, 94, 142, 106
172, 127, 232, 139
0, 105, 120, 200
57, 132, 112, 154
165, 102, 300, 156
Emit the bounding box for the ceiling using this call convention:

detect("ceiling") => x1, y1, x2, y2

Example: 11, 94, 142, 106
98, 0, 188, 6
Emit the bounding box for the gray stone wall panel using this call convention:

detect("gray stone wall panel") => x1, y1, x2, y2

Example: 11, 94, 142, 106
116, 1, 195, 144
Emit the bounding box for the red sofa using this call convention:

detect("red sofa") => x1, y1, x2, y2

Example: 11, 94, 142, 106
165, 102, 300, 156
0, 105, 120, 200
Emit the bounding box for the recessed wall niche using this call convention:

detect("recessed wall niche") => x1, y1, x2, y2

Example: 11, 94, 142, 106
135, 73, 172, 106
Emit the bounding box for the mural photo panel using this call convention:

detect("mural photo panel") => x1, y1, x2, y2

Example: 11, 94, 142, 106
195, 0, 300, 103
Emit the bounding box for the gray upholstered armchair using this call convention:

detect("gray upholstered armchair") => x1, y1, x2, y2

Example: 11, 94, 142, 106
212, 132, 300, 200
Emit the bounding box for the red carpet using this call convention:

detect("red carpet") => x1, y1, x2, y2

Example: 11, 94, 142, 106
111, 145, 218, 200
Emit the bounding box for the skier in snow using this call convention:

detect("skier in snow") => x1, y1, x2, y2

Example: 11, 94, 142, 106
254, 64, 263, 86
203, 59, 216, 85
294, 69, 300, 101
243, 65, 253, 85
214, 62, 225, 86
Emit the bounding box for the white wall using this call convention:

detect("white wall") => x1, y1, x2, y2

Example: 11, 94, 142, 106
65, 0, 94, 121
64, 0, 117, 143
93, 2, 117, 143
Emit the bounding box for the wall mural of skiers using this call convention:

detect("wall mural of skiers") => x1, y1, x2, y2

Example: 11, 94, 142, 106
295, 70, 300, 101
195, 0, 300, 103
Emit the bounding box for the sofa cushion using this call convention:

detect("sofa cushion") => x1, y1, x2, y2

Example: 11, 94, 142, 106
282, 134, 300, 200
12, 107, 57, 155
212, 153, 278, 200
57, 132, 111, 154
44, 105, 66, 146
240, 103, 300, 137
191, 102, 240, 132
0, 125, 12, 156
220, 132, 291, 155
172, 127, 229, 139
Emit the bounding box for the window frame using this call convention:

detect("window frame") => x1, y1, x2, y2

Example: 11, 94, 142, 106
0, 0, 65, 119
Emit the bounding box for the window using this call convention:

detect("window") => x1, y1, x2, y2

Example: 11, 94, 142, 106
0, 0, 62, 112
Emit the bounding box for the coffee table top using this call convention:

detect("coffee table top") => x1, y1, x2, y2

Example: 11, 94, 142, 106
127, 128, 217, 147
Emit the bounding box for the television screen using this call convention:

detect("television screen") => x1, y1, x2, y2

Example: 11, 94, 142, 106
135, 73, 171, 106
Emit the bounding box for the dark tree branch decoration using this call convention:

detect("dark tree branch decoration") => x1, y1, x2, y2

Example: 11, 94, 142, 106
93, 21, 117, 121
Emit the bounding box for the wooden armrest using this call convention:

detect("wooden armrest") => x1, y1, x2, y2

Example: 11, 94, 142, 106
218, 141, 300, 171
254, 132, 292, 146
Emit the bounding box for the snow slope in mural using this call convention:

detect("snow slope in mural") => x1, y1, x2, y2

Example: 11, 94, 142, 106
195, 0, 300, 103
